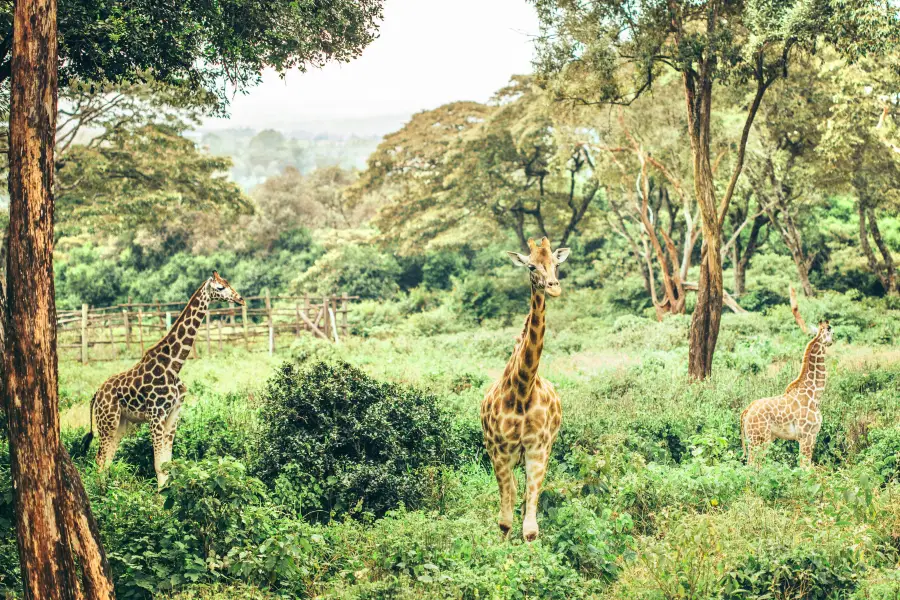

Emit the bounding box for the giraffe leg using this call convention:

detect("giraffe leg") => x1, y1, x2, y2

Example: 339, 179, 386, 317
746, 433, 770, 468
95, 396, 123, 469
798, 435, 816, 468
158, 398, 184, 480
491, 452, 518, 538
522, 447, 549, 542
151, 417, 171, 489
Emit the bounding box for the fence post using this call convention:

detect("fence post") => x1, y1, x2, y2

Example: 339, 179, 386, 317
322, 295, 331, 342
303, 293, 310, 332
156, 298, 165, 333
217, 318, 223, 353
341, 292, 349, 338
108, 319, 118, 360
228, 302, 236, 326
265, 288, 274, 355
123, 309, 131, 352
166, 312, 172, 331
295, 302, 302, 336
242, 302, 249, 351
205, 312, 212, 357
137, 308, 145, 354
81, 304, 89, 364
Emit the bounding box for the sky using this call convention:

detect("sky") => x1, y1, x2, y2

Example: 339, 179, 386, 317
201, 0, 540, 133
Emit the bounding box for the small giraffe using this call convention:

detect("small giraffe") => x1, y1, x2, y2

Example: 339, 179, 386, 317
79, 271, 244, 487
741, 321, 834, 467
481, 237, 569, 541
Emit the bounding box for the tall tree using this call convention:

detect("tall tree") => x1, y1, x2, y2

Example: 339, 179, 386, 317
0, 1, 383, 108
358, 77, 604, 252
531, 0, 898, 378
0, 2, 384, 596
2, 0, 115, 597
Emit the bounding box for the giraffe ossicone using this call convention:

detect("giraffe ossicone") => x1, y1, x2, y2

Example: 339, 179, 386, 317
741, 320, 834, 467
79, 271, 245, 488
482, 236, 569, 542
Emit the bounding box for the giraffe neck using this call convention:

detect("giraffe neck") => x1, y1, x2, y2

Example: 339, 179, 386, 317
147, 282, 211, 374
504, 283, 546, 397
786, 335, 827, 399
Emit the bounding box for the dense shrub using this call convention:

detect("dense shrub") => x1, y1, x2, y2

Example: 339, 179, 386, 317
294, 244, 402, 300
720, 543, 862, 599
253, 361, 463, 520
56, 244, 124, 309
94, 458, 313, 599
421, 251, 465, 290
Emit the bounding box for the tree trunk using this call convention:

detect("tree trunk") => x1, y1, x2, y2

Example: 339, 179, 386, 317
857, 199, 897, 295
733, 244, 746, 296
684, 72, 723, 380
2, 0, 115, 597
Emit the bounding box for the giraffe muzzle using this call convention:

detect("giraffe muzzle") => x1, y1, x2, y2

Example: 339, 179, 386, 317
545, 281, 561, 297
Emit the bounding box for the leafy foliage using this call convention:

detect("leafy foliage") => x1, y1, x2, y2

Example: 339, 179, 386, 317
253, 361, 464, 520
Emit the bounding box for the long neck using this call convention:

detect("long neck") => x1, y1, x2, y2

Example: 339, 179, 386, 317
149, 282, 211, 374
504, 283, 546, 397
786, 335, 827, 398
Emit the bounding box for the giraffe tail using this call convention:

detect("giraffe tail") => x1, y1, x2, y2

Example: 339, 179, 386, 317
75, 393, 97, 459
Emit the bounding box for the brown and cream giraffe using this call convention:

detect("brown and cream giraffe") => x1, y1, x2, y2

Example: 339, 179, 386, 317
740, 321, 834, 467
79, 271, 244, 487
481, 237, 568, 541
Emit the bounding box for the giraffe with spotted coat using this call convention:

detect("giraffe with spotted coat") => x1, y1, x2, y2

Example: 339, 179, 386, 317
741, 321, 834, 467
481, 237, 568, 542
79, 271, 244, 487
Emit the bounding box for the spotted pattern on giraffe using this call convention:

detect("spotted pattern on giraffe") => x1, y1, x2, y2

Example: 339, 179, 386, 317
741, 321, 834, 467
481, 237, 569, 542
82, 271, 244, 488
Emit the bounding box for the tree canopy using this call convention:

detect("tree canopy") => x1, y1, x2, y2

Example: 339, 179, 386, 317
0, 0, 384, 108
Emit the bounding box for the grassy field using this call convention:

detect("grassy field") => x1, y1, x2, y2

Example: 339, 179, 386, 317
27, 290, 900, 598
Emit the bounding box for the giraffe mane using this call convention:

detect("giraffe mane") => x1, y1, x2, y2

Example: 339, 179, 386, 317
783, 331, 822, 395
146, 280, 207, 354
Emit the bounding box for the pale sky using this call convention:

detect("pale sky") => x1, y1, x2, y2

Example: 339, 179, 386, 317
202, 0, 540, 132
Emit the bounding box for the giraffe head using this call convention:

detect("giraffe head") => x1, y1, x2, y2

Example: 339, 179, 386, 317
814, 320, 833, 346
507, 237, 570, 297
207, 271, 245, 305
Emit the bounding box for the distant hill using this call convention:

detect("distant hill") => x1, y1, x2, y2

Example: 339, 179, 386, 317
192, 114, 411, 191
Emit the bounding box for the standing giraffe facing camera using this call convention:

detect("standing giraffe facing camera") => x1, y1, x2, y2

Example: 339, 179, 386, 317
79, 271, 245, 487
741, 321, 834, 467
481, 237, 568, 541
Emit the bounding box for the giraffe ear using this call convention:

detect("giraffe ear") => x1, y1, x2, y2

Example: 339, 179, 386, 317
507, 251, 530, 268
553, 248, 570, 264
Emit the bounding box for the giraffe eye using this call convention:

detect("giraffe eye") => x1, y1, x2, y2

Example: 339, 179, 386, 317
528, 264, 536, 271
213, 283, 225, 291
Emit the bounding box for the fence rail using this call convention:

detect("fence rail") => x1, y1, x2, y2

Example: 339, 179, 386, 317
58, 291, 357, 364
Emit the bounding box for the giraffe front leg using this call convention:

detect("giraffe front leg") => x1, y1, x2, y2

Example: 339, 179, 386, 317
491, 452, 517, 538
798, 435, 816, 468
95, 398, 124, 469
151, 418, 171, 489
522, 447, 549, 542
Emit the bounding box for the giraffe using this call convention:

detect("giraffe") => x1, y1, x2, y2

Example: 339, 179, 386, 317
740, 321, 834, 467
481, 237, 569, 541
79, 271, 244, 487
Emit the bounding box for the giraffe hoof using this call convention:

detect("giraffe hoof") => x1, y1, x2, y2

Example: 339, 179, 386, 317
522, 523, 539, 542
498, 523, 512, 538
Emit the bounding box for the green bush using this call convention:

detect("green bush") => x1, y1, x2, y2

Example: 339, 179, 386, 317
94, 458, 313, 599
422, 251, 465, 291
56, 244, 124, 309
294, 244, 402, 300
253, 361, 463, 521
720, 542, 862, 599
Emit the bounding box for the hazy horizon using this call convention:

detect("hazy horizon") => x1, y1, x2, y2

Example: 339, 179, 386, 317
200, 0, 539, 137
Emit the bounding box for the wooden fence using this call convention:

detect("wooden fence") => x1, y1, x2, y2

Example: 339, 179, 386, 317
57, 291, 357, 364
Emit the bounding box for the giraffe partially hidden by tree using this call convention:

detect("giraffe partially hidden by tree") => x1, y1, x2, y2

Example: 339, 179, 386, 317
741, 321, 834, 467
79, 271, 245, 487
481, 237, 569, 541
